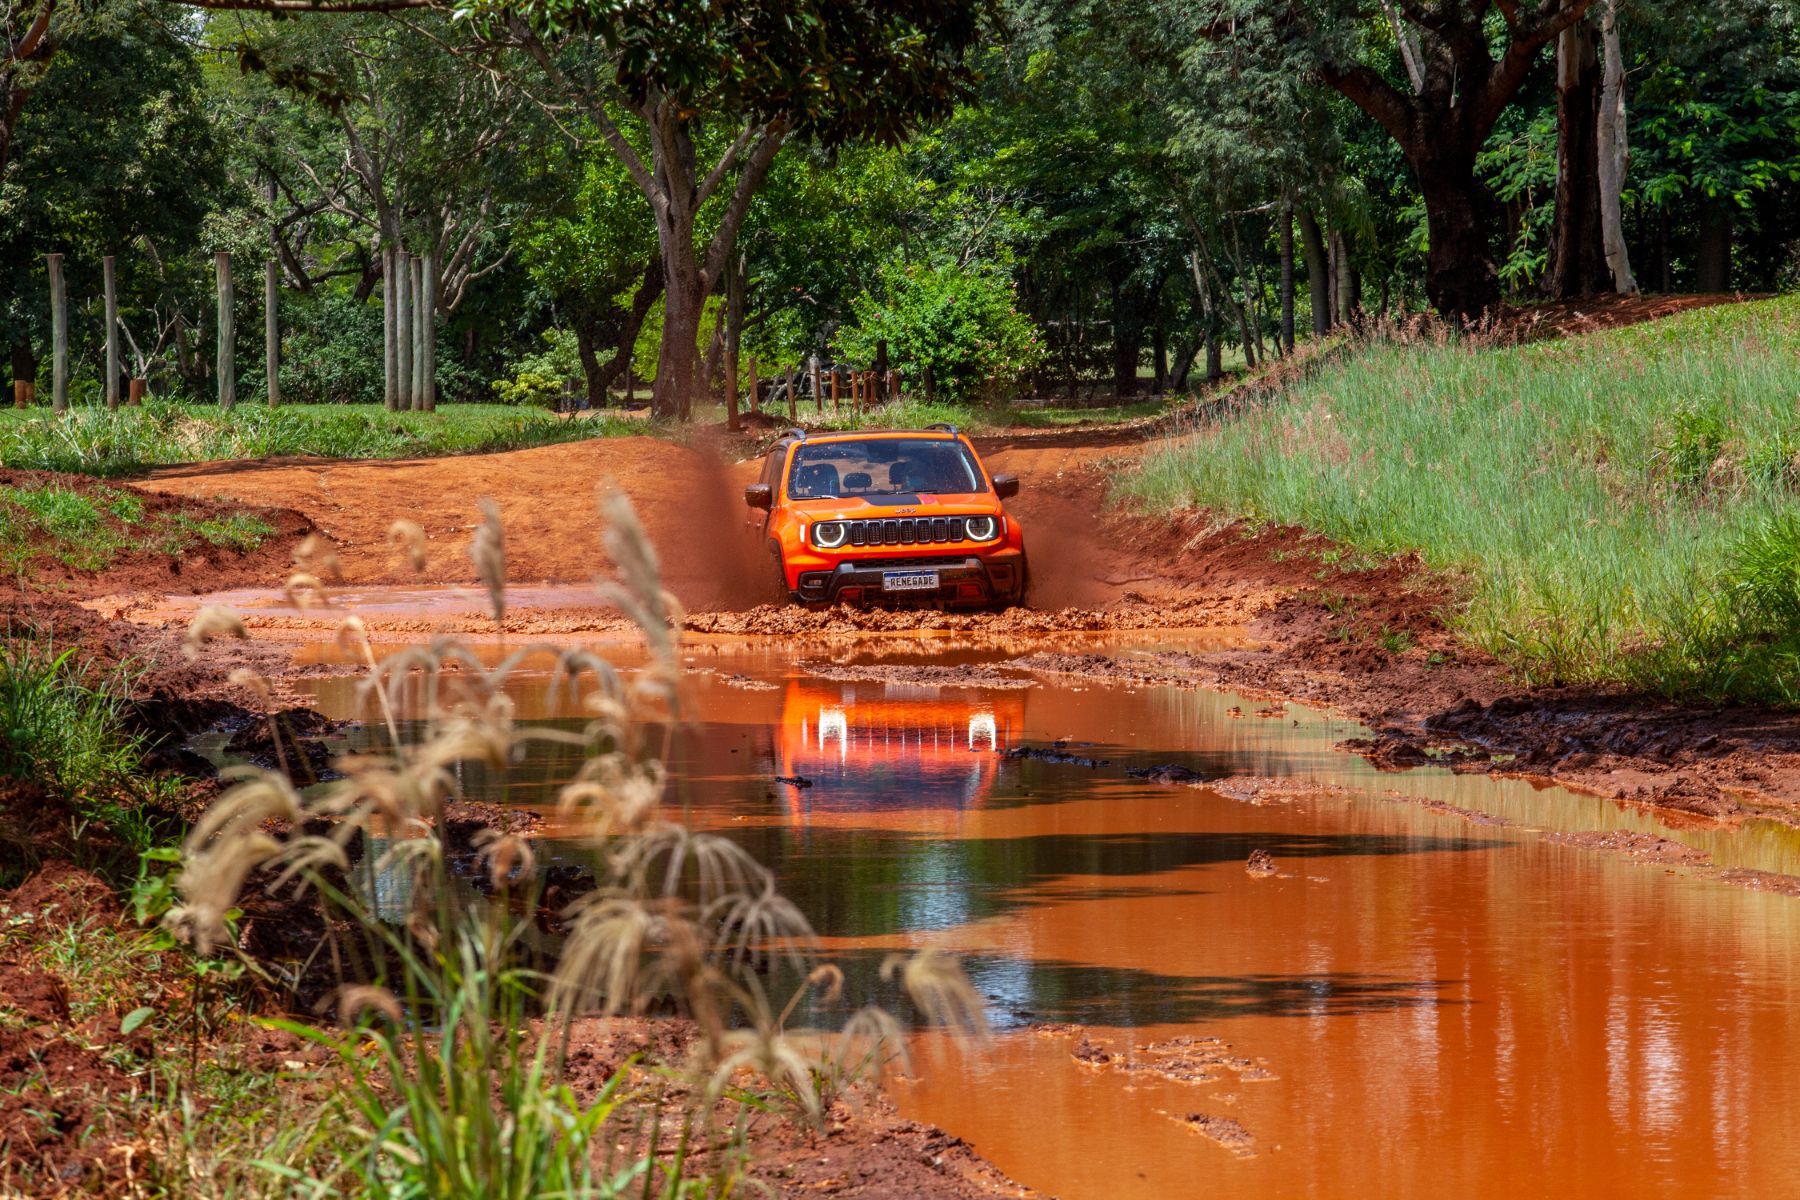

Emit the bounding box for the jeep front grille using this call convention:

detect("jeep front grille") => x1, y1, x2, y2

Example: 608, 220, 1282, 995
844, 516, 969, 547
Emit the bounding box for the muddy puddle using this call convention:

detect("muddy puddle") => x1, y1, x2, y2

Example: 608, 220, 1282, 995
291, 630, 1800, 1199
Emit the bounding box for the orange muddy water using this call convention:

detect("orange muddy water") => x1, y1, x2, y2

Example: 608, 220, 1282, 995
297, 636, 1800, 1200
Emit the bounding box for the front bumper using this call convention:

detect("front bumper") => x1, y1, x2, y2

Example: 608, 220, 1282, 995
793, 549, 1026, 607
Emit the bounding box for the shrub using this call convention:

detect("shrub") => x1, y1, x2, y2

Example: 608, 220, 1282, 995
835, 261, 1041, 405
493, 327, 583, 407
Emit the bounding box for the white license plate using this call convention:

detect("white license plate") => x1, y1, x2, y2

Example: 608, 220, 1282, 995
881, 570, 940, 592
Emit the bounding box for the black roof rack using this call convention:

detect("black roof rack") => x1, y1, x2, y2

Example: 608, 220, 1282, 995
924, 422, 959, 435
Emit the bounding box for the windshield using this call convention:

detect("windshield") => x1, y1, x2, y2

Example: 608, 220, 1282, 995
785, 438, 986, 499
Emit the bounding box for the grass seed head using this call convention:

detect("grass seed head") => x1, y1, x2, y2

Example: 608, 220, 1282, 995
183, 605, 247, 659
387, 519, 428, 572
470, 499, 506, 627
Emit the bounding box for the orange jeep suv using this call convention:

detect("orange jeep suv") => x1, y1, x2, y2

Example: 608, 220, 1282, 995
744, 425, 1027, 608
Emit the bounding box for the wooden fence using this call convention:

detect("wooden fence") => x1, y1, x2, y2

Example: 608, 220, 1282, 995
16, 247, 438, 413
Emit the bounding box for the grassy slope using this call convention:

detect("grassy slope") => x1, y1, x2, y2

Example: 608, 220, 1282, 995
1129, 296, 1800, 702
0, 402, 641, 477
0, 478, 275, 572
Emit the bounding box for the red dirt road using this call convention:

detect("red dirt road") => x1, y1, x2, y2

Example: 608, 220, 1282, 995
132, 433, 1157, 613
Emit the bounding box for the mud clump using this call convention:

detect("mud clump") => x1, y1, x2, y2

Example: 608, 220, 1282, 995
1180, 1112, 1256, 1158
1004, 743, 1110, 768
799, 661, 1036, 689
1245, 849, 1278, 877
1543, 830, 1712, 866
775, 775, 814, 789
1127, 763, 1209, 784
224, 706, 345, 783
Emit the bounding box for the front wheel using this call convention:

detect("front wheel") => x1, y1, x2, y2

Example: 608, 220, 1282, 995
770, 543, 797, 606
994, 559, 1030, 611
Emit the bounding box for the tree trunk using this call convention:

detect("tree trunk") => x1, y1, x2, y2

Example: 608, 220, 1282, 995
264, 259, 280, 407
575, 316, 604, 408
655, 251, 705, 422
1415, 151, 1501, 321
420, 252, 436, 411
103, 256, 120, 410
1152, 325, 1168, 393
1596, 0, 1636, 294
47, 253, 67, 413
1697, 200, 1733, 292
216, 252, 236, 410
383, 248, 398, 411
723, 253, 745, 431
1297, 207, 1330, 335
1279, 204, 1296, 352
395, 251, 412, 410
1545, 18, 1611, 298
411, 255, 427, 411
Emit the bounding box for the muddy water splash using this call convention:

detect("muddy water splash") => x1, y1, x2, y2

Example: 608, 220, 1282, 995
299, 637, 1800, 1199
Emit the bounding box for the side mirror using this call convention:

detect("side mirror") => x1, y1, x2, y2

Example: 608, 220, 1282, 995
744, 483, 773, 510
992, 473, 1021, 500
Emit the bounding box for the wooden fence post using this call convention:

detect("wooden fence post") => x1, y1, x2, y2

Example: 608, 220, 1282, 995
420, 252, 436, 412
47, 253, 67, 413
103, 255, 120, 411
786, 365, 796, 420
830, 367, 840, 415
395, 251, 412, 414
410, 255, 426, 411
127, 379, 145, 407
810, 356, 821, 414
382, 247, 398, 411
265, 258, 280, 407
215, 251, 236, 410
724, 339, 740, 432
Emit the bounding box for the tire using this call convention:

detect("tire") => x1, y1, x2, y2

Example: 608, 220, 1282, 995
770, 542, 798, 606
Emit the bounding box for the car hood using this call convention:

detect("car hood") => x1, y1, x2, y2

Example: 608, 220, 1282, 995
786, 493, 1003, 518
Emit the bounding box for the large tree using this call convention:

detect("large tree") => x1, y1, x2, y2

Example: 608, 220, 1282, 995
1234, 0, 1596, 319
481, 0, 992, 419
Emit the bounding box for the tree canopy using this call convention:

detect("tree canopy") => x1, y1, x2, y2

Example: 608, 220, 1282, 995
5, 0, 1800, 409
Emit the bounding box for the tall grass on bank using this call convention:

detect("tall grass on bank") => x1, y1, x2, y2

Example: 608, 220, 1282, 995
1128, 297, 1800, 703
0, 639, 177, 879
164, 494, 985, 1196
0, 402, 642, 477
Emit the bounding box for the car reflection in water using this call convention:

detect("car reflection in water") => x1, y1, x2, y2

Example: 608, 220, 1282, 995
773, 679, 1023, 818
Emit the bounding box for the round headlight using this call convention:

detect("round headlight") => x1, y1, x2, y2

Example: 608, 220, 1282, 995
964, 515, 999, 541
813, 521, 848, 549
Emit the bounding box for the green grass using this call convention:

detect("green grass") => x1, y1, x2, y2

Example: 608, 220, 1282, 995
1127, 295, 1800, 703
0, 639, 182, 865
0, 401, 644, 477
0, 480, 276, 571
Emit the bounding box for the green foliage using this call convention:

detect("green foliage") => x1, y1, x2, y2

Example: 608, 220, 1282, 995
835, 261, 1041, 404
1652, 404, 1730, 492
264, 289, 385, 406
0, 641, 145, 805
492, 328, 583, 407
0, 403, 638, 476
474, 0, 990, 149
1127, 295, 1800, 703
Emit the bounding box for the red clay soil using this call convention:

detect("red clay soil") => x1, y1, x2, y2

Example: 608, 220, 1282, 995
0, 866, 146, 1197
130, 437, 771, 610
